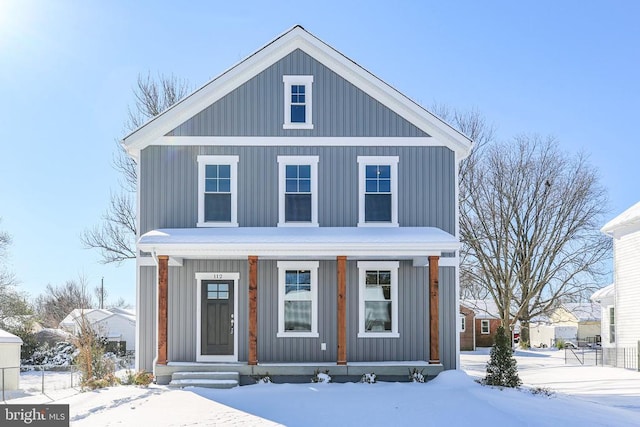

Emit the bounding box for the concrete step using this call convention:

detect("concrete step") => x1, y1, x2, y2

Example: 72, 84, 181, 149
171, 371, 239, 381
169, 371, 240, 389
169, 378, 238, 389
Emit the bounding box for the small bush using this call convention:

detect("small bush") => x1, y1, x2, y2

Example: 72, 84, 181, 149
555, 339, 565, 350
83, 373, 120, 390
530, 386, 554, 397
251, 372, 272, 384
409, 368, 425, 383
24, 341, 77, 367
311, 369, 331, 383
360, 373, 376, 384
122, 370, 154, 387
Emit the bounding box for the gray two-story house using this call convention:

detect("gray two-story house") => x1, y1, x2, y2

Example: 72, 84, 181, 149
123, 26, 472, 385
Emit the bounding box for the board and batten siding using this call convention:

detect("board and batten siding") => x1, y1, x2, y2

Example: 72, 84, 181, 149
139, 145, 455, 234
138, 260, 457, 370
614, 231, 640, 348
168, 49, 429, 138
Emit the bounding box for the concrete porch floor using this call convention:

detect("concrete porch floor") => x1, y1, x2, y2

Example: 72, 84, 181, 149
155, 361, 444, 385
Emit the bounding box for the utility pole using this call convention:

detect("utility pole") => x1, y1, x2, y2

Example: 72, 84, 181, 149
100, 277, 104, 309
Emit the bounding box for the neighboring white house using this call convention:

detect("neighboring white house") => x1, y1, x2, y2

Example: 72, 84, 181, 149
591, 284, 615, 348
597, 201, 640, 367
0, 328, 22, 391
59, 308, 136, 352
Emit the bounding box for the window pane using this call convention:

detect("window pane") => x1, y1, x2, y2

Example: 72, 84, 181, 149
378, 271, 391, 285
286, 165, 298, 179
365, 271, 378, 285
378, 165, 390, 178
298, 165, 310, 178
291, 105, 306, 123
204, 193, 231, 222
208, 284, 218, 292
285, 194, 311, 222
365, 179, 378, 193
365, 194, 392, 222
218, 178, 231, 193
205, 165, 218, 178
205, 178, 218, 192
218, 291, 229, 300
286, 179, 298, 193
285, 301, 311, 331
298, 179, 311, 193
365, 301, 391, 332
378, 179, 391, 193
366, 165, 378, 179
218, 165, 231, 178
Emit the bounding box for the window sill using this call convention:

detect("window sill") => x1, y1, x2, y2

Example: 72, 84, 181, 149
357, 222, 399, 228
283, 123, 314, 130
277, 222, 319, 227
357, 332, 400, 339
277, 332, 319, 338
197, 222, 239, 228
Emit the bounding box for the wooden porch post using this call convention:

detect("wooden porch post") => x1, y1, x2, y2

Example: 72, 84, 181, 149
157, 255, 169, 366
429, 256, 440, 364
337, 256, 347, 365
248, 256, 258, 365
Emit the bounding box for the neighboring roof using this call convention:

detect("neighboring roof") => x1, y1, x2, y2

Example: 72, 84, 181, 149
0, 328, 23, 344
138, 227, 459, 258
560, 303, 601, 322
601, 201, 640, 238
108, 307, 136, 317
460, 299, 501, 319
59, 309, 117, 328
122, 25, 472, 159
591, 284, 615, 304
94, 313, 136, 324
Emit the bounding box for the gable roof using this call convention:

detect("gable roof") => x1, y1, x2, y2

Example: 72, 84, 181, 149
560, 303, 601, 322
601, 201, 640, 238
122, 25, 472, 159
460, 299, 501, 319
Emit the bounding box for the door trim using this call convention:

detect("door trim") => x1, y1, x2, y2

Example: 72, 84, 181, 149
195, 272, 239, 362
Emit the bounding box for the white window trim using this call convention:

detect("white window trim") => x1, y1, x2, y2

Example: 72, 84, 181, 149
277, 261, 319, 338
283, 75, 314, 130
480, 319, 490, 334
197, 155, 239, 227
357, 261, 399, 338
357, 156, 399, 227
195, 272, 240, 362
277, 156, 319, 227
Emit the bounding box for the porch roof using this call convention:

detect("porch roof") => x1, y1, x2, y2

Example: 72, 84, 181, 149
138, 226, 459, 259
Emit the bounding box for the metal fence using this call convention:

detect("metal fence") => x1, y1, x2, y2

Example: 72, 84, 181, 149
1, 365, 79, 401
564, 342, 640, 371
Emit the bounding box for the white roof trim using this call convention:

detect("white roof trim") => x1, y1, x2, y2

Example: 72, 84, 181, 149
601, 201, 640, 238
138, 227, 459, 259
122, 25, 472, 159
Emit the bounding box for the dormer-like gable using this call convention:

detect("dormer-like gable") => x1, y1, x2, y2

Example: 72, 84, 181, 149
122, 26, 472, 160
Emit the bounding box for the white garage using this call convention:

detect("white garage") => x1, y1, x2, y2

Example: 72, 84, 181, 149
0, 328, 22, 391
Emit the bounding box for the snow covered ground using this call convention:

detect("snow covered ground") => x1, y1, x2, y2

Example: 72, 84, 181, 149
2, 349, 640, 426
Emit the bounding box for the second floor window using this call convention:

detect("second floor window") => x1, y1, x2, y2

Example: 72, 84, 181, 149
278, 156, 319, 226
357, 156, 399, 226
197, 155, 239, 227
283, 75, 313, 129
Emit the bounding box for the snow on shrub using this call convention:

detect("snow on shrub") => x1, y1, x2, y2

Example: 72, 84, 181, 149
361, 373, 377, 384
409, 368, 425, 383
311, 369, 331, 383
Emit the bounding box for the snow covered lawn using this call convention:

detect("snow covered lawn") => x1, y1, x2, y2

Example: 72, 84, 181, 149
3, 349, 639, 426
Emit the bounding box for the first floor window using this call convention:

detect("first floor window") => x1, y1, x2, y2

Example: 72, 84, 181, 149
277, 261, 319, 337
197, 155, 239, 227
481, 320, 490, 334
358, 261, 399, 338
609, 306, 615, 343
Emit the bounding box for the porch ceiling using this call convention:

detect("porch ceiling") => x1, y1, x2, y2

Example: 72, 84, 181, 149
138, 226, 459, 259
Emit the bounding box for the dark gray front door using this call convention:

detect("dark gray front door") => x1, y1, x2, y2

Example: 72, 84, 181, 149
201, 280, 234, 355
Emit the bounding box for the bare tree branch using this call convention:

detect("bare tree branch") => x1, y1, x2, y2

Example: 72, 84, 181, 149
81, 73, 190, 264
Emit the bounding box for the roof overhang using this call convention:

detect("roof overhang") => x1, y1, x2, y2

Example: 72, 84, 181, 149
138, 226, 459, 260
601, 201, 640, 239
122, 25, 472, 161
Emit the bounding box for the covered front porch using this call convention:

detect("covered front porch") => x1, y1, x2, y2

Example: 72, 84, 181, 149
137, 226, 459, 380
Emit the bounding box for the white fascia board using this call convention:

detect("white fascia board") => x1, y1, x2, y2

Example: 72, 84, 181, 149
137, 242, 458, 259
122, 26, 471, 158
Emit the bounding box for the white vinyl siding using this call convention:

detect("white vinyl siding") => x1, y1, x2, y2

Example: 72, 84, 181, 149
613, 232, 640, 347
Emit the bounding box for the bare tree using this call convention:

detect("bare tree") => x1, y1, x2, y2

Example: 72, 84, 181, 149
460, 135, 611, 345
81, 73, 190, 264
0, 219, 16, 288
34, 275, 94, 328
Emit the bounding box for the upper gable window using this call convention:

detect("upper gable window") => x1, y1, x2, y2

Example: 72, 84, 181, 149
278, 156, 319, 227
197, 155, 239, 227
283, 75, 313, 130
357, 156, 399, 227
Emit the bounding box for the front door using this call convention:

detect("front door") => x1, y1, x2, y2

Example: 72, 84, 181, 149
201, 280, 234, 355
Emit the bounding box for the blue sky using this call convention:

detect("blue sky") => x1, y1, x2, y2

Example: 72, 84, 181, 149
1, 1, 638, 305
